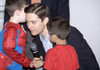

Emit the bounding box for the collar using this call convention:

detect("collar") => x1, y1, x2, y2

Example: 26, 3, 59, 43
39, 33, 50, 41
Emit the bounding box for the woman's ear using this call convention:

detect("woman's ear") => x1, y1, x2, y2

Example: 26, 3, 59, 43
43, 17, 49, 25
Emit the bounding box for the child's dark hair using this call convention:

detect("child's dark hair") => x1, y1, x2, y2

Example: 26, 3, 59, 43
5, 0, 29, 17
25, 3, 50, 21
47, 17, 70, 40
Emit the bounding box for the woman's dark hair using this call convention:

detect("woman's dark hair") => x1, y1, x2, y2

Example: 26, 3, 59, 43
25, 3, 50, 21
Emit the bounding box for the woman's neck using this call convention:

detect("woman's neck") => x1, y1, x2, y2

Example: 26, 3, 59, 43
41, 26, 48, 39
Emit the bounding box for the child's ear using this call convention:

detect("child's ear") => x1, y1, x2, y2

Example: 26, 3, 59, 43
43, 17, 49, 25
52, 34, 58, 41
14, 10, 20, 16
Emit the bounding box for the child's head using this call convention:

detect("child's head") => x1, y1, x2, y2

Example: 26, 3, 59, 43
47, 17, 70, 43
5, 0, 29, 23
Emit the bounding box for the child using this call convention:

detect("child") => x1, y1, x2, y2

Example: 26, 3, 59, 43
44, 17, 80, 70
0, 0, 34, 70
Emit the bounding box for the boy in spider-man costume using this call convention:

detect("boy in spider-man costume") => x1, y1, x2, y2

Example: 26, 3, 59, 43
0, 0, 35, 70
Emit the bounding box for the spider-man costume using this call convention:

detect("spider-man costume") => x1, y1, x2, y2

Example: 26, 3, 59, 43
0, 22, 32, 70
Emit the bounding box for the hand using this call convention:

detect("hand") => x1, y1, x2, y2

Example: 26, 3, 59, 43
32, 56, 44, 68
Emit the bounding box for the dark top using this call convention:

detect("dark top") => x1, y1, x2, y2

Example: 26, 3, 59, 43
26, 26, 99, 70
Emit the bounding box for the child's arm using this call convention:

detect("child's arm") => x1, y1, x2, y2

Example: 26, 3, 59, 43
70, 46, 80, 70
44, 49, 56, 70
3, 27, 32, 68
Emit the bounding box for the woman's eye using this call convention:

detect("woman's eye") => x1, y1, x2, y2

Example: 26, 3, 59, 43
32, 21, 36, 24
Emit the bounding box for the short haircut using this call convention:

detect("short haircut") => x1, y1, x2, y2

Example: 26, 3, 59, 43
47, 17, 70, 40
25, 3, 50, 21
5, 0, 29, 17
